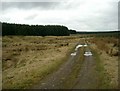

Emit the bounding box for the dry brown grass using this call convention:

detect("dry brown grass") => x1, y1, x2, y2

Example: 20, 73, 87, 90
89, 37, 118, 88
89, 37, 119, 56
2, 36, 81, 89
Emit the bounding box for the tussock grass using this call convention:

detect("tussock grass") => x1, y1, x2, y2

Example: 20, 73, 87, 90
2, 36, 81, 89
89, 37, 118, 89
91, 47, 111, 89
89, 37, 119, 57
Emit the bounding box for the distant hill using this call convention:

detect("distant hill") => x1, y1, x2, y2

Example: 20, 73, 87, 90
76, 31, 119, 38
76, 31, 120, 34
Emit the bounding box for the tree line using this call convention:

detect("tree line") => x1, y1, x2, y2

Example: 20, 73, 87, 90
3, 22, 118, 37
77, 31, 120, 38
2, 22, 76, 36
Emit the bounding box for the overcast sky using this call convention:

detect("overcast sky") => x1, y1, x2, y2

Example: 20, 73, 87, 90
0, 0, 119, 31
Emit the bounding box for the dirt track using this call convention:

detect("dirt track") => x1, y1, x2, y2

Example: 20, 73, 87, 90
73, 47, 99, 89
32, 43, 99, 89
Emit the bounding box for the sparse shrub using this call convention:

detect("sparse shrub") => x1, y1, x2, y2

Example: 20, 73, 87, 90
113, 43, 117, 47
107, 40, 110, 43
58, 43, 69, 47
12, 52, 20, 56
65, 43, 69, 46
60, 44, 64, 46
25, 47, 29, 51
3, 44, 7, 47
31, 48, 35, 51
56, 49, 61, 52
106, 50, 109, 55
18, 48, 22, 52
3, 58, 11, 61
113, 52, 119, 56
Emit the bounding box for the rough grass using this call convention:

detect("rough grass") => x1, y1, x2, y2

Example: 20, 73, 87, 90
88, 37, 119, 56
91, 47, 111, 89
2, 36, 81, 89
89, 37, 118, 89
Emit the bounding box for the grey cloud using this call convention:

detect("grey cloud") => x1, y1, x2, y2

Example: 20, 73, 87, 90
2, 2, 60, 11
24, 14, 38, 20
1, 0, 118, 31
